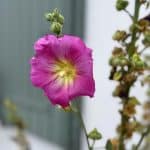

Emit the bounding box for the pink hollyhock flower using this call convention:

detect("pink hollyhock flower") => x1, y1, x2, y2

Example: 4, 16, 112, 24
30, 35, 95, 107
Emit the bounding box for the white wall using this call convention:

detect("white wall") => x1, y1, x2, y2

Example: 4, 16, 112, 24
82, 0, 148, 149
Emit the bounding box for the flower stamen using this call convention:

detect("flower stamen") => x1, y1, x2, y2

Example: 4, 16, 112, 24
53, 59, 76, 85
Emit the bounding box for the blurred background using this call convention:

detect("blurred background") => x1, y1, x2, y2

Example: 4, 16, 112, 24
0, 0, 149, 150
83, 0, 149, 150
0, 0, 84, 150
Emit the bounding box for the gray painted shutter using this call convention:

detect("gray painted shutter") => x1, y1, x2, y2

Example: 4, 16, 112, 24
0, 0, 85, 149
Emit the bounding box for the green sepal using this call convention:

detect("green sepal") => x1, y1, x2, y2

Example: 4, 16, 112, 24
88, 128, 102, 140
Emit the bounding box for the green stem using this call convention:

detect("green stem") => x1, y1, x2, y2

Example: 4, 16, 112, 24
118, 91, 130, 150
77, 111, 91, 150
91, 140, 95, 150
73, 105, 91, 150
128, 0, 141, 57
119, 1, 141, 149
119, 113, 126, 150
134, 126, 150, 150
124, 9, 133, 20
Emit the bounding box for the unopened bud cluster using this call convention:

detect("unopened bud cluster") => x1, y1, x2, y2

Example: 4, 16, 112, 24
45, 8, 64, 36
109, 0, 150, 148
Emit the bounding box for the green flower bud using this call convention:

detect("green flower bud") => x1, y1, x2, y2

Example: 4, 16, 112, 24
45, 9, 64, 35
116, 0, 129, 11
120, 58, 129, 66
129, 24, 136, 33
112, 47, 125, 56
132, 53, 141, 62
51, 22, 62, 35
50, 9, 59, 21
109, 56, 129, 67
58, 14, 64, 25
128, 97, 140, 106
112, 30, 127, 41
138, 20, 150, 32
106, 140, 113, 150
109, 57, 114, 66
113, 71, 123, 81
131, 53, 145, 69
45, 13, 54, 22
143, 30, 150, 46
109, 57, 121, 66
137, 61, 145, 68
88, 128, 102, 140
45, 9, 64, 25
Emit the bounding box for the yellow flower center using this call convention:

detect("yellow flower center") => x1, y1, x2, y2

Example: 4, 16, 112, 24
53, 59, 76, 86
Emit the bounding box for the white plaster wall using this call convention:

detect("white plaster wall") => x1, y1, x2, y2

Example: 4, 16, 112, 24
82, 0, 149, 149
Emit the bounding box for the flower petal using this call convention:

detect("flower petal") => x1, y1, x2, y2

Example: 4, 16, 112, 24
69, 75, 95, 100
58, 36, 93, 76
58, 35, 87, 60
74, 54, 93, 77
34, 35, 58, 54
30, 56, 55, 87
43, 80, 70, 107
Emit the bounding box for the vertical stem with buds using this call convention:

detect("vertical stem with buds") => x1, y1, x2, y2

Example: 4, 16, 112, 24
118, 1, 141, 150
128, 0, 141, 57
